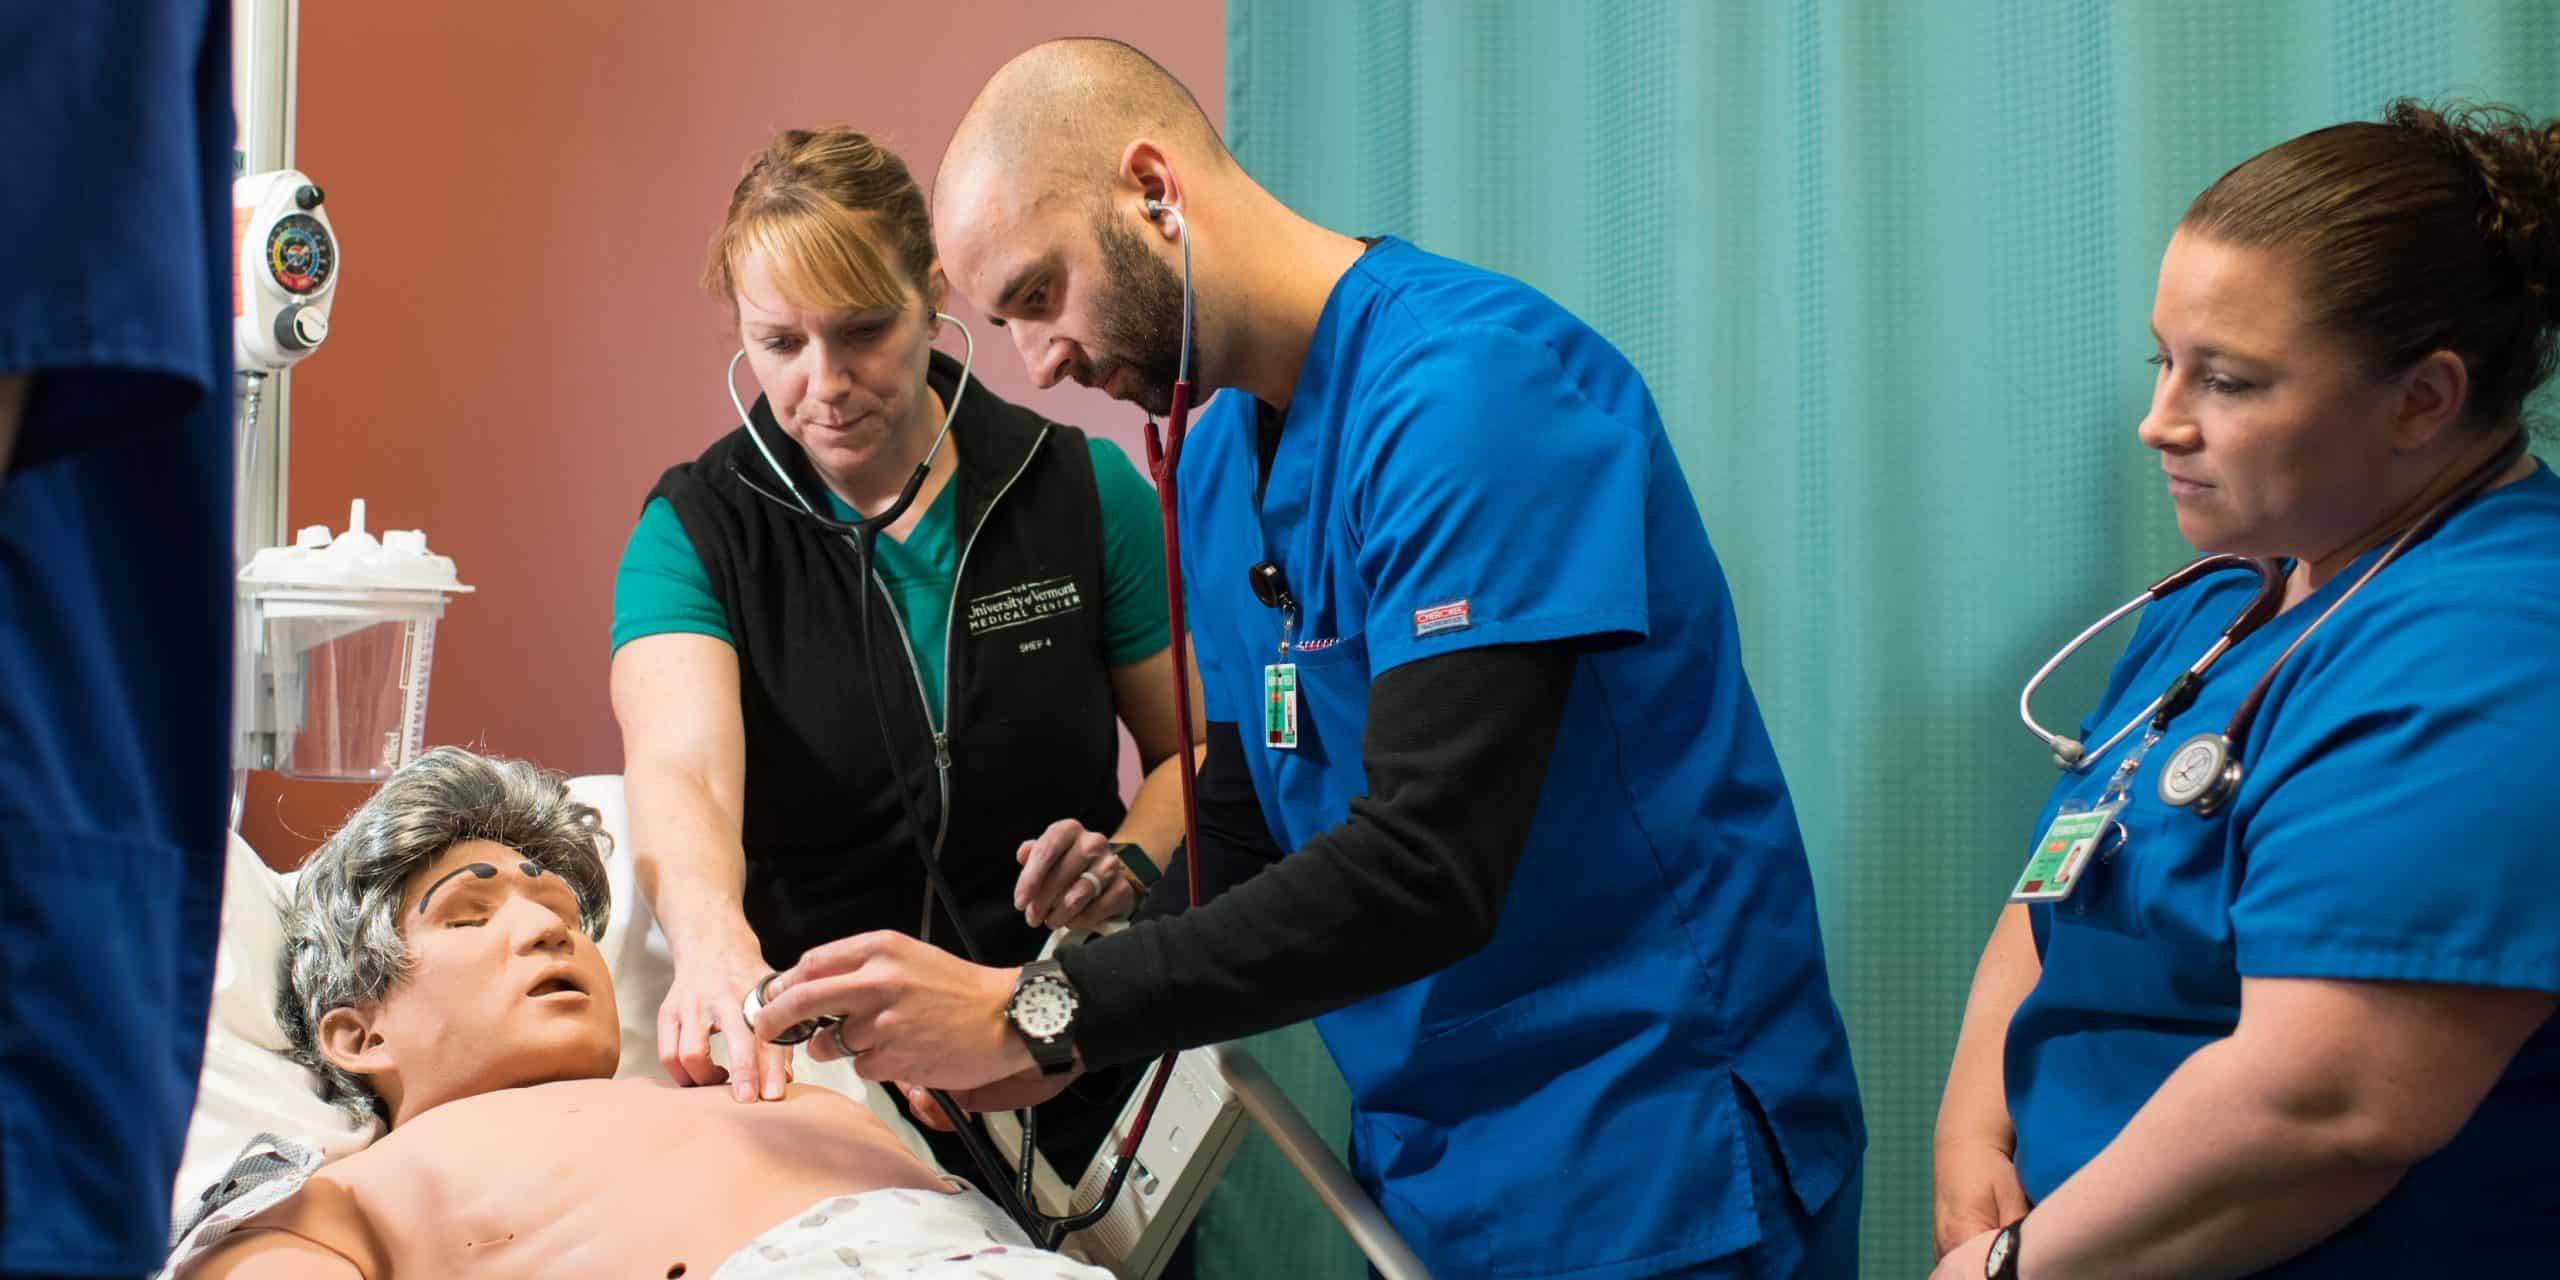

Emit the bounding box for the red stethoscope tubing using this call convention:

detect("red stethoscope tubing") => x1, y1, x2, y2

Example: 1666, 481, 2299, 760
1103, 379, 1199, 1173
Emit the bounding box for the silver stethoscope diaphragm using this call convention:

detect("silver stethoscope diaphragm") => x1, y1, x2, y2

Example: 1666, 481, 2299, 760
742, 970, 834, 1046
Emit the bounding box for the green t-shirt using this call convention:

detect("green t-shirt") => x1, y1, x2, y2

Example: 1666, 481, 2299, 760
612, 436, 1171, 724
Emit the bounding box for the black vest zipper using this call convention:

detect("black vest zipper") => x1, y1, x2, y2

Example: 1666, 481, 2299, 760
867, 424, 1053, 940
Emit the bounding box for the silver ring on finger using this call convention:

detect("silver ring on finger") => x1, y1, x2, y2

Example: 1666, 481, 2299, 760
1076, 868, 1108, 899
828, 1020, 863, 1059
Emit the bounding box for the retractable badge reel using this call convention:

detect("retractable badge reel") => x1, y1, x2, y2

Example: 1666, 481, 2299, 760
1251, 561, 1299, 749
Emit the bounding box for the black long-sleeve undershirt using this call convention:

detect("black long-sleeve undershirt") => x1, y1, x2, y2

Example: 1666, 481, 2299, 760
1056, 640, 1576, 1068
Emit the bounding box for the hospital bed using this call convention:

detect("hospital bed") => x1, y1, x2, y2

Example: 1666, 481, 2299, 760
179, 774, 1427, 1279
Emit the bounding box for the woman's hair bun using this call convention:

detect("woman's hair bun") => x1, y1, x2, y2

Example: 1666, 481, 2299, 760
2388, 99, 2560, 326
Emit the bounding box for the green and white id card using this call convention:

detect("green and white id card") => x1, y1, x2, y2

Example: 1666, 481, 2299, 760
2009, 802, 2121, 904
1264, 663, 1299, 749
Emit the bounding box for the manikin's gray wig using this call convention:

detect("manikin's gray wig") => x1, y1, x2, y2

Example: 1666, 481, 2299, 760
276, 747, 613, 1124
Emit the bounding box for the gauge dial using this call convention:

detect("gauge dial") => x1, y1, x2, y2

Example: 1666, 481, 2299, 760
265, 213, 335, 294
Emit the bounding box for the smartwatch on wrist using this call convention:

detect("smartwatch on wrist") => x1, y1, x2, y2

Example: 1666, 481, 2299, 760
1109, 841, 1162, 889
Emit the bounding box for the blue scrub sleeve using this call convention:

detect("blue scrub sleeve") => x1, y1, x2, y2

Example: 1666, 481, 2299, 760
0, 1, 221, 471
611, 497, 735, 651
2229, 592, 2560, 993
1062, 641, 1578, 1067
1351, 326, 1652, 677
1088, 437, 1172, 666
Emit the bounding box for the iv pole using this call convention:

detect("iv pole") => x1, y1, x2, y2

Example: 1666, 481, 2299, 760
229, 0, 298, 825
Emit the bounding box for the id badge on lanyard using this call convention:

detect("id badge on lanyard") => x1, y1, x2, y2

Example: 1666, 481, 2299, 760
2011, 723, 2152, 904
2010, 800, 2122, 903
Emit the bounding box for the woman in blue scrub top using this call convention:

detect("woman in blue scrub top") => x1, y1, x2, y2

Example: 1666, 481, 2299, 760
1933, 101, 2560, 1280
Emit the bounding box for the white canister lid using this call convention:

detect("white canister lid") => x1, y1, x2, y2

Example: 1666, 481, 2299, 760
239, 498, 473, 596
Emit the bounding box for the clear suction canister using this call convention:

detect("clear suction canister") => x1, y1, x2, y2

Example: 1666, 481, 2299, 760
238, 500, 471, 782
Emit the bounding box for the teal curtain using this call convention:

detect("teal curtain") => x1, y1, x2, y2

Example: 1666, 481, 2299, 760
1201, 2, 2559, 1274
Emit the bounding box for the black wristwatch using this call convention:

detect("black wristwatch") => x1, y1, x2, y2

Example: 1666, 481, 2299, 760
1985, 1218, 2024, 1280
1005, 959, 1080, 1076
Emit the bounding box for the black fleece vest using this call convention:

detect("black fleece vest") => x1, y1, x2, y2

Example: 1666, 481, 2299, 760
650, 352, 1127, 971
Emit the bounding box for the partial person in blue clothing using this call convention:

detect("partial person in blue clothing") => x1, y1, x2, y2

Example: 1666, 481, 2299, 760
0, 2, 235, 1277
751, 39, 1866, 1279
610, 125, 1200, 1214
1933, 101, 2560, 1280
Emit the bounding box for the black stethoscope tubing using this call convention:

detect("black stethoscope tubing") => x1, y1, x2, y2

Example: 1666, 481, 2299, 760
724, 330, 1091, 1235
728, 206, 1209, 1245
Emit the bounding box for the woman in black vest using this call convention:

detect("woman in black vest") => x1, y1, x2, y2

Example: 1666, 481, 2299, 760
608, 127, 1195, 1185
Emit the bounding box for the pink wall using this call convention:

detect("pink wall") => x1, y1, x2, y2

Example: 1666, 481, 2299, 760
246, 1, 1225, 865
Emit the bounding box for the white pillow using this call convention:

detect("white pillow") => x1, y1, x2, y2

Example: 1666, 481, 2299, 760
171, 774, 935, 1230
168, 833, 375, 1231
580, 772, 677, 1081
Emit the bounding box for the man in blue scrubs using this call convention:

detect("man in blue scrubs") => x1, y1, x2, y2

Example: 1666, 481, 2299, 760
1, 4, 235, 1275
755, 39, 1864, 1277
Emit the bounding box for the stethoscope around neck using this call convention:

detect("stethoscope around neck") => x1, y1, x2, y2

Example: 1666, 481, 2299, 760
2019, 553, 2283, 817
715, 313, 1086, 1236
713, 200, 1212, 1247
723, 309, 976, 540
2020, 433, 2527, 819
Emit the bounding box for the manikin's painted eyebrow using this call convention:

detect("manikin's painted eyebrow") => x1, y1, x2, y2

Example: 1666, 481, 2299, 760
415, 860, 548, 915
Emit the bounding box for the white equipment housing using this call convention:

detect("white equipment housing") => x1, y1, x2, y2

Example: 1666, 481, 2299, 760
1045, 1044, 1431, 1279
1056, 1046, 1248, 1277
998, 925, 1432, 1278
233, 166, 338, 374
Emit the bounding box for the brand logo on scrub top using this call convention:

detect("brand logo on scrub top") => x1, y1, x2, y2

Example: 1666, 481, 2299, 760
1413, 599, 1472, 638
967, 576, 1084, 636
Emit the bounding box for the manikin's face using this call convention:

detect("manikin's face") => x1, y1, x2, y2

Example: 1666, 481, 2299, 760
942, 189, 1191, 416
326, 839, 619, 1124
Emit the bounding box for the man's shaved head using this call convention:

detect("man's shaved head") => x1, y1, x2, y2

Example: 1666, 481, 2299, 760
938, 37, 1228, 221
933, 39, 1233, 415
936, 39, 1374, 416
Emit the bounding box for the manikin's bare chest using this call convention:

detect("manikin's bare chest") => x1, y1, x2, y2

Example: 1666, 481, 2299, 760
324, 1079, 934, 1278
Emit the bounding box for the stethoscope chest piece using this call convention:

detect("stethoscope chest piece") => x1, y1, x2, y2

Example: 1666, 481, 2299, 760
2158, 732, 2241, 816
